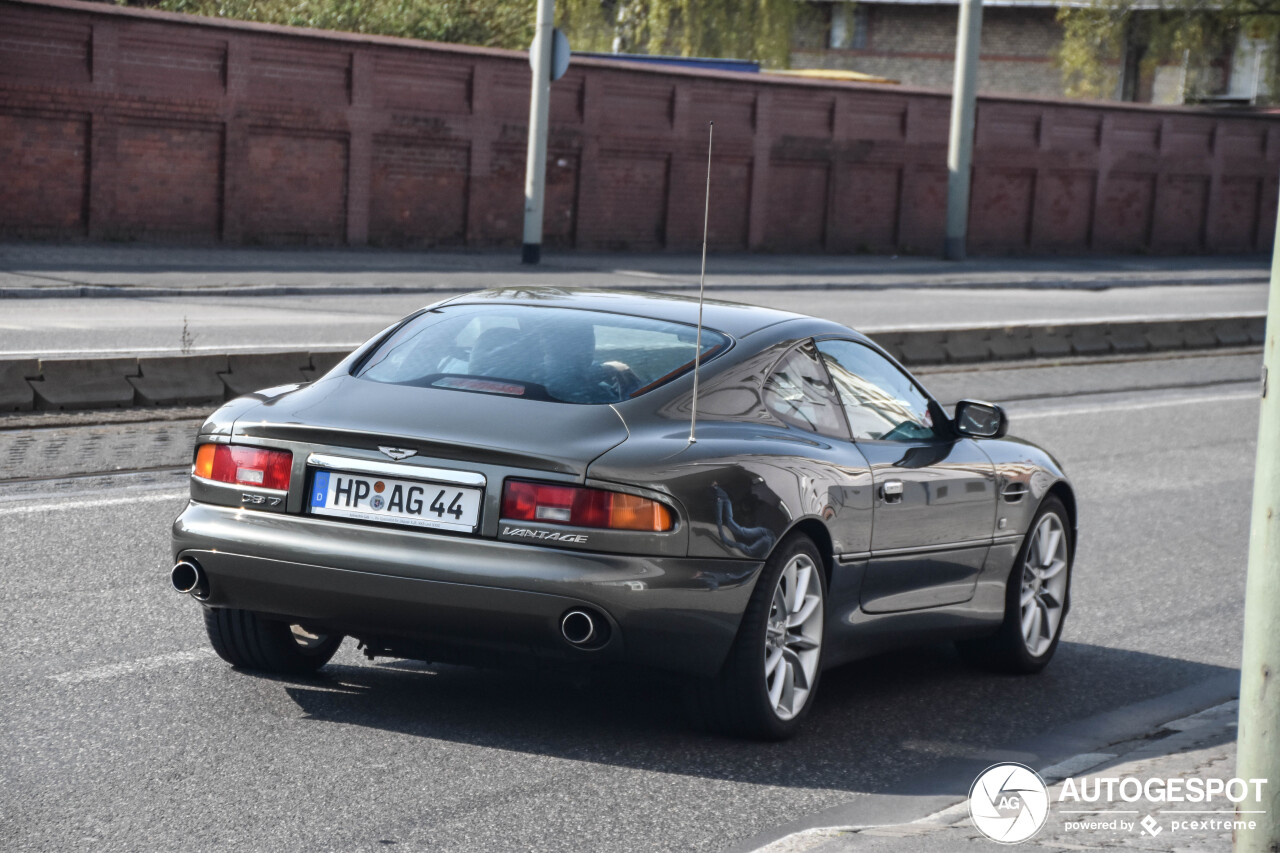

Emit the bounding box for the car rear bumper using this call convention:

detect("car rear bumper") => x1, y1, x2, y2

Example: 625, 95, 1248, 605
172, 502, 762, 676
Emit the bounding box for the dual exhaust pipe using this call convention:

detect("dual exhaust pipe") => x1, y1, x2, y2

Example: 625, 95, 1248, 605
174, 560, 609, 650
170, 560, 208, 599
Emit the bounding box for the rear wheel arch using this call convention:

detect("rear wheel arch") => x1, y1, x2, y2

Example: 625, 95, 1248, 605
727, 519, 833, 651
782, 517, 836, 591
693, 529, 828, 738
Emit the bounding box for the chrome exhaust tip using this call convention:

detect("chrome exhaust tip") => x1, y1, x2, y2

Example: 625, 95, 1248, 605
171, 560, 208, 598
560, 610, 597, 646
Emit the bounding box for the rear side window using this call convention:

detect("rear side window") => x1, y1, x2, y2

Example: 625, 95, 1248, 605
357, 304, 730, 404
762, 342, 848, 438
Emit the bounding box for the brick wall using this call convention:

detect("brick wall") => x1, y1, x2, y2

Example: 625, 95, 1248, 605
1, 0, 1277, 255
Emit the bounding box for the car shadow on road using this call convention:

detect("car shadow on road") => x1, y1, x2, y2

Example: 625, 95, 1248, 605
270, 639, 1237, 798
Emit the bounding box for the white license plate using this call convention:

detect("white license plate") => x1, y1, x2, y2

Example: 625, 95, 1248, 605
309, 470, 482, 533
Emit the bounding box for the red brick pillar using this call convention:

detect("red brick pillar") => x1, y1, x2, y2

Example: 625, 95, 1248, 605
466, 62, 498, 247
1087, 113, 1115, 251
86, 20, 118, 239
747, 90, 772, 250
346, 49, 373, 246
221, 38, 250, 243
575, 74, 605, 250
663, 84, 692, 249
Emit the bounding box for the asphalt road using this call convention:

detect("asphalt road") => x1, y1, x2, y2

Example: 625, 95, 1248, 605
0, 283, 1268, 357
0, 358, 1257, 853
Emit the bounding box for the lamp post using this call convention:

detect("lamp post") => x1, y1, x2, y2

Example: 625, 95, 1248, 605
1234, 207, 1280, 852
521, 0, 555, 265
944, 0, 983, 261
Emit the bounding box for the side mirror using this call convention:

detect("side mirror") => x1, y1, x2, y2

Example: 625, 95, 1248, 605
954, 399, 1008, 439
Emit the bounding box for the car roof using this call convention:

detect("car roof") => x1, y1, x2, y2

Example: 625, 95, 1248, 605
434, 287, 816, 339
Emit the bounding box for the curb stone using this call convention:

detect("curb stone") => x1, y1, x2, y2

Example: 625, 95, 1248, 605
1, 349, 352, 412
750, 701, 1242, 853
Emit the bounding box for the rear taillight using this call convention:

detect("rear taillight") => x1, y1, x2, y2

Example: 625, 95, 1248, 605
194, 444, 292, 491
501, 480, 674, 532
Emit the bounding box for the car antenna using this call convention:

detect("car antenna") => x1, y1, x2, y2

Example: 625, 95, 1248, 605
689, 120, 713, 445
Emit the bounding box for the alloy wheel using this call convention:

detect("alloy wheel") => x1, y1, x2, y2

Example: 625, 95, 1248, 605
764, 553, 824, 720
1019, 513, 1069, 657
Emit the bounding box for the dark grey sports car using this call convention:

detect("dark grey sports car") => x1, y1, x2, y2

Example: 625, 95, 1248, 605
171, 287, 1076, 739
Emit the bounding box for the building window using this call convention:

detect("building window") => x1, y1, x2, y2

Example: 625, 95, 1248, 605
829, 3, 870, 50
829, 3, 868, 50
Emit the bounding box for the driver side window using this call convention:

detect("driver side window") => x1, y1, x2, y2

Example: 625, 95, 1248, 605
816, 339, 942, 442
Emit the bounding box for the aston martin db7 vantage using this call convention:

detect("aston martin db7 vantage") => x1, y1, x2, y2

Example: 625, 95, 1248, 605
171, 287, 1076, 739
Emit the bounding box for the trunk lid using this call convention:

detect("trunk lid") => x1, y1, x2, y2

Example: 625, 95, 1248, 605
232, 376, 629, 477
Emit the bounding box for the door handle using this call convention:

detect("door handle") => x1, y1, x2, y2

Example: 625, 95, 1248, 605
881, 480, 904, 503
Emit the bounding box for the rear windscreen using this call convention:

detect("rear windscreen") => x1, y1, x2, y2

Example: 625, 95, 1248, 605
356, 304, 730, 404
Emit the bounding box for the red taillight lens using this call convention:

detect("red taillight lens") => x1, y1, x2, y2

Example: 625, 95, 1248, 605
501, 480, 674, 532
193, 443, 292, 491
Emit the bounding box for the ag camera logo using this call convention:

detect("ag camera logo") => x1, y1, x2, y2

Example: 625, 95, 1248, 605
969, 763, 1050, 844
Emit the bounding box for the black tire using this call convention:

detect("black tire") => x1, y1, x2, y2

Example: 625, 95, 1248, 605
203, 607, 343, 675
693, 533, 827, 740
957, 495, 1072, 674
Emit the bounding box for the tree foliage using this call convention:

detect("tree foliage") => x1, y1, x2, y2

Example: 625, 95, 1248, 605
1056, 0, 1278, 102
144, 0, 795, 66
149, 0, 536, 49
558, 0, 796, 66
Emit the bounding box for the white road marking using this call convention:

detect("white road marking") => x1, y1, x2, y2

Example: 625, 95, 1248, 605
51, 648, 218, 685
0, 490, 187, 515
613, 269, 689, 280
1014, 390, 1257, 419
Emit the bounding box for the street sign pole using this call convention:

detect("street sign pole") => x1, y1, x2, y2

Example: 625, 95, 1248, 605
1235, 209, 1280, 852
944, 0, 982, 261
522, 0, 555, 265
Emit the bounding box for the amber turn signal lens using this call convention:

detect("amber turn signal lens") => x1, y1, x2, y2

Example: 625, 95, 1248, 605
194, 444, 217, 480
605, 491, 674, 532
193, 443, 292, 491
501, 480, 675, 532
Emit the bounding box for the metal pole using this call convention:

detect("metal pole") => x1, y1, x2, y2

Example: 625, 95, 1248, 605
943, 0, 982, 261
1234, 206, 1280, 852
521, 0, 554, 265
